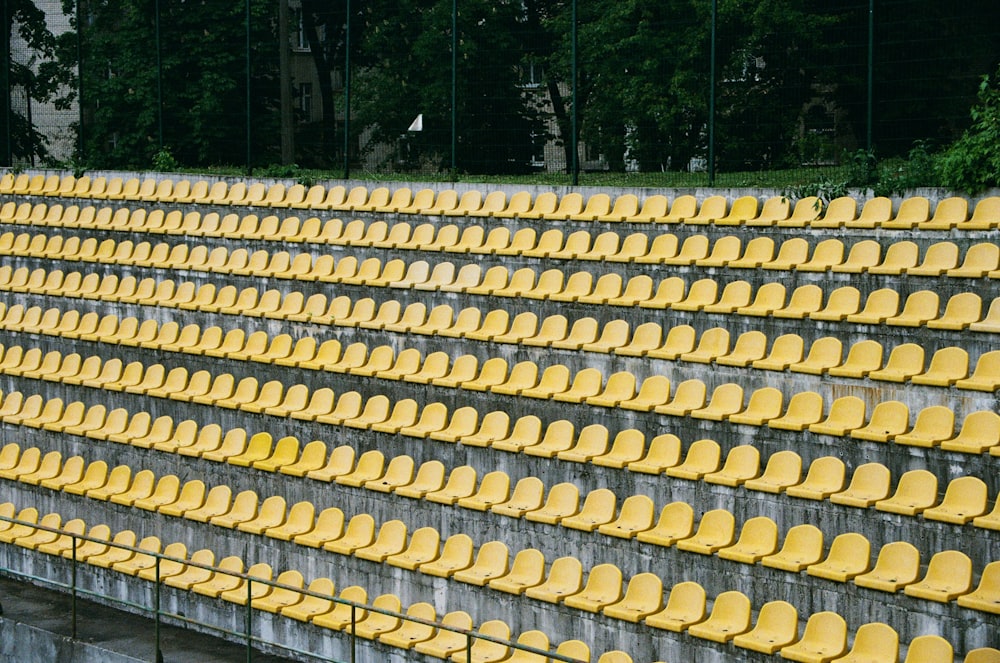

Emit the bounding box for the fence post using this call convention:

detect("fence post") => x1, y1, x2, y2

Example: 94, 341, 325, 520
154, 557, 163, 663
570, 0, 578, 186
450, 0, 457, 179
466, 632, 473, 663
245, 580, 253, 663
1, 0, 10, 167
343, 0, 352, 178
154, 0, 163, 151
350, 604, 357, 663
70, 535, 78, 639
708, 0, 717, 187
245, 0, 252, 176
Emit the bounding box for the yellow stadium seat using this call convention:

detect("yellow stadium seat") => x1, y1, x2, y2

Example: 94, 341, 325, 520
676, 509, 736, 554
807, 532, 871, 582
626, 434, 681, 474
949, 242, 1000, 277
875, 469, 939, 516
752, 333, 805, 370
644, 581, 706, 632
768, 391, 825, 431
785, 456, 845, 500
854, 541, 921, 593
789, 337, 843, 375
761, 524, 825, 572
717, 516, 778, 564
778, 611, 847, 662
808, 396, 866, 436
524, 481, 580, 524
732, 601, 799, 654
830, 463, 892, 508
904, 550, 973, 602
687, 590, 751, 643
744, 450, 802, 494
923, 476, 989, 523
957, 561, 1000, 615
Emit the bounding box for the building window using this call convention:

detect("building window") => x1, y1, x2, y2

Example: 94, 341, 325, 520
299, 83, 313, 118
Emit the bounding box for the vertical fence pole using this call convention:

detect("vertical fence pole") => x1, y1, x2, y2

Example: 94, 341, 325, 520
154, 0, 163, 152
75, 0, 83, 162
570, 0, 578, 186
466, 632, 473, 663
707, 0, 717, 187
450, 0, 457, 178
245, 580, 253, 663
154, 557, 162, 663
350, 604, 357, 663
1, 0, 11, 167
245, 0, 252, 175
343, 0, 351, 178
866, 0, 874, 155
71, 535, 78, 639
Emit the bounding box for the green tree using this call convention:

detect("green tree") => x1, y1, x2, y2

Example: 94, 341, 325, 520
65, 0, 281, 170
3, 0, 75, 164
352, 0, 542, 174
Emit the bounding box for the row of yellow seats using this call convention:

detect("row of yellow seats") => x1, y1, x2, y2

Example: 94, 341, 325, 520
4, 298, 1000, 451
7, 443, 999, 625
0, 175, 366, 211
7, 269, 1000, 393
9, 434, 994, 619
0, 502, 597, 663
7, 240, 1000, 334
15, 504, 988, 663
7, 303, 999, 454
4, 379, 998, 535
0, 364, 1000, 529
9, 203, 1000, 279
4, 368, 998, 532
3, 171, 999, 230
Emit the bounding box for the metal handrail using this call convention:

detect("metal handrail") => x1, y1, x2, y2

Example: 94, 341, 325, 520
0, 513, 588, 663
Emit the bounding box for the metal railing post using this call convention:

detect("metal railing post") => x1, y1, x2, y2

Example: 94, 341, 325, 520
154, 557, 163, 663
71, 535, 78, 639
350, 604, 357, 663
466, 632, 473, 662
246, 580, 253, 663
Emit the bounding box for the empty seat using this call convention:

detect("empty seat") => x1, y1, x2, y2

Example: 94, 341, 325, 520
778, 611, 848, 662
644, 581, 706, 633
830, 462, 892, 508
687, 590, 752, 643
676, 509, 736, 555
785, 456, 845, 500
851, 401, 910, 443
762, 524, 825, 572
717, 516, 779, 563
904, 550, 973, 602
807, 532, 871, 582
854, 541, 921, 593
923, 476, 989, 524
635, 502, 695, 548
957, 561, 1000, 615
732, 601, 799, 654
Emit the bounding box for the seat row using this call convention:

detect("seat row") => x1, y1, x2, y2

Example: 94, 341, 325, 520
8, 243, 1000, 335
6, 310, 1000, 454
4, 173, 999, 230
9, 204, 1000, 279
5, 365, 1000, 535
8, 439, 999, 619
12, 504, 993, 663
5, 306, 1000, 454
0, 502, 603, 663
7, 293, 1000, 394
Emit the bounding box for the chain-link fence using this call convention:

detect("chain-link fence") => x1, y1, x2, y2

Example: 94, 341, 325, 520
1, 0, 998, 185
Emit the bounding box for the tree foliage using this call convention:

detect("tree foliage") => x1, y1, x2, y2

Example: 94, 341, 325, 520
4, 0, 75, 163
65, 0, 281, 170
937, 65, 1000, 193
